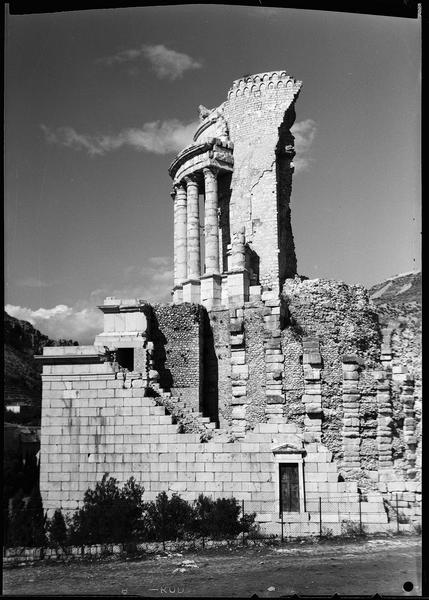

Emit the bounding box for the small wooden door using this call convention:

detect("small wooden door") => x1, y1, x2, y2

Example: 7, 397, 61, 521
279, 463, 300, 512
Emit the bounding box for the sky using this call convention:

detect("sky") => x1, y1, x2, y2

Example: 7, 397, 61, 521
4, 5, 421, 343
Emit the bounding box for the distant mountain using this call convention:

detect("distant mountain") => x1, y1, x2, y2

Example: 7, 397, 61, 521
3, 311, 78, 422
368, 271, 421, 391
368, 270, 421, 306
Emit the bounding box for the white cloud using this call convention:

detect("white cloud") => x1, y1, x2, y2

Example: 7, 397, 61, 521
98, 44, 202, 80
291, 119, 317, 173
5, 303, 103, 345
41, 119, 199, 157
6, 256, 174, 344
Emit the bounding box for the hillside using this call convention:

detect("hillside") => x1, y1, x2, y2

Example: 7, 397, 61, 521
368, 271, 421, 395
368, 270, 421, 306
4, 311, 78, 421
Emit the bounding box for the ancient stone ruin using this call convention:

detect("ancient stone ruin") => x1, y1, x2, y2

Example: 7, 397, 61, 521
38, 71, 421, 535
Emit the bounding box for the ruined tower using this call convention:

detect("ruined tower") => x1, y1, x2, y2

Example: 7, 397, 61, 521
169, 71, 301, 309
37, 71, 421, 533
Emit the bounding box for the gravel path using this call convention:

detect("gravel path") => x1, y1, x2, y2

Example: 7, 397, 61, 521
3, 536, 421, 597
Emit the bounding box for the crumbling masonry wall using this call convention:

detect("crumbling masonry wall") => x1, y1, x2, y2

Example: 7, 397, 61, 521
39, 281, 421, 527
222, 72, 301, 292
151, 304, 203, 412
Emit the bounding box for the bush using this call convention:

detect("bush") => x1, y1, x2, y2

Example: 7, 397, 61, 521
341, 519, 366, 537
193, 495, 256, 539
69, 474, 145, 545
141, 493, 257, 542
143, 492, 195, 541
61, 480, 257, 546
320, 526, 334, 539
49, 509, 68, 547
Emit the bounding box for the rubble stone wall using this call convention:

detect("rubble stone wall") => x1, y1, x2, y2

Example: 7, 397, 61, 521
207, 309, 232, 427
151, 304, 203, 412
243, 308, 266, 428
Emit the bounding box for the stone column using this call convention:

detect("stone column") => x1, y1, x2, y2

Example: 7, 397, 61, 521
173, 184, 187, 288
203, 167, 220, 274
200, 168, 222, 309
185, 175, 201, 280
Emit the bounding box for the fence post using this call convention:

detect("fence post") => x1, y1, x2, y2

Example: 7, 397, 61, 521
396, 493, 400, 534
358, 490, 363, 535
319, 497, 322, 538
201, 503, 205, 550
242, 499, 245, 546
281, 509, 284, 543
162, 504, 166, 552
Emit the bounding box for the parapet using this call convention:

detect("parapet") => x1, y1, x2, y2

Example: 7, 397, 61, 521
227, 70, 302, 100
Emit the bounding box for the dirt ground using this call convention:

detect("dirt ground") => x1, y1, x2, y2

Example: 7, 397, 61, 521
3, 535, 421, 597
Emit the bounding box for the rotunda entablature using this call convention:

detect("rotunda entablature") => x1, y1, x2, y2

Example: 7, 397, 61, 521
193, 102, 229, 144
169, 137, 233, 186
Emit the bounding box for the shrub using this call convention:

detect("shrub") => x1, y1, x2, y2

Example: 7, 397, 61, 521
192, 494, 214, 538
193, 495, 256, 539
341, 519, 366, 537
240, 509, 258, 536
320, 526, 334, 539
49, 509, 68, 547
69, 474, 145, 545
413, 522, 422, 535
143, 492, 195, 541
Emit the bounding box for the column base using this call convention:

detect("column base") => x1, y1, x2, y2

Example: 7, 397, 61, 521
172, 285, 183, 304
182, 279, 201, 304
200, 273, 222, 310
227, 269, 250, 306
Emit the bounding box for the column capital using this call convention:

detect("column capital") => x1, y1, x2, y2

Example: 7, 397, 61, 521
203, 166, 219, 179
184, 174, 199, 187
172, 183, 186, 200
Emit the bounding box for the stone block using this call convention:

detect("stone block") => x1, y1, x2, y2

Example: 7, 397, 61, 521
303, 353, 322, 365
265, 354, 284, 363
387, 481, 406, 492
266, 394, 284, 404
342, 354, 361, 364
232, 405, 246, 419
231, 394, 247, 405
232, 385, 247, 397
343, 371, 359, 380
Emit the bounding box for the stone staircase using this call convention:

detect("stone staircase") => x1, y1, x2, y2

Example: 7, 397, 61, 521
148, 384, 227, 441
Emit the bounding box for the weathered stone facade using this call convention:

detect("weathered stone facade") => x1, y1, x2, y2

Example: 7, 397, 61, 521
38, 71, 421, 533
169, 71, 301, 307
